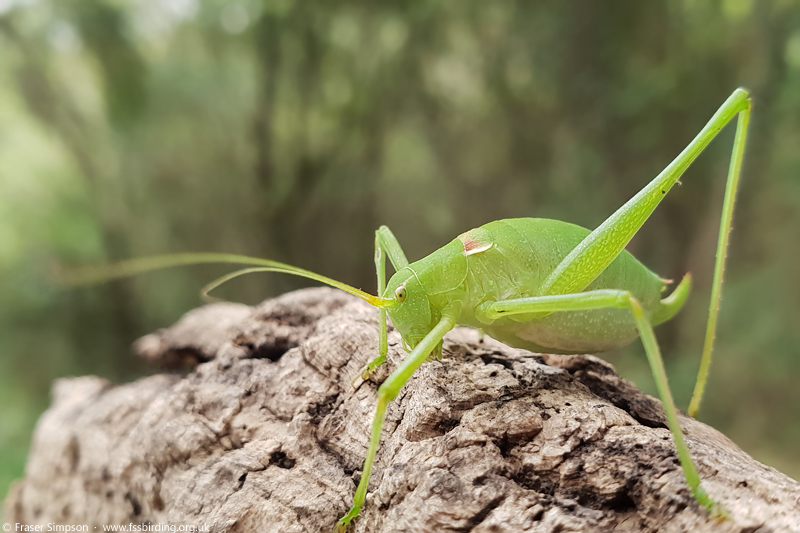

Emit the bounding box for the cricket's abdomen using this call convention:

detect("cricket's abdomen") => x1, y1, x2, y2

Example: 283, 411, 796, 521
457, 218, 667, 354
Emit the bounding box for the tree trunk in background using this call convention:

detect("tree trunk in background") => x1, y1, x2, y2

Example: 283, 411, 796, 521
4, 289, 800, 532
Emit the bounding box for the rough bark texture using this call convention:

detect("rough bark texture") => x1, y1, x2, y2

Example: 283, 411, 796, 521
5, 288, 800, 532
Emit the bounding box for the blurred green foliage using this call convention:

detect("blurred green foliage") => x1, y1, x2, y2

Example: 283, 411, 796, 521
1, 0, 799, 503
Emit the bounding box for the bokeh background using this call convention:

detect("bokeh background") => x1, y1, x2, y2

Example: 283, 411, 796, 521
1, 0, 799, 504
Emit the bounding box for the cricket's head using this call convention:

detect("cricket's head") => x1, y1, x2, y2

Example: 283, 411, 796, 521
380, 238, 470, 352
384, 267, 434, 351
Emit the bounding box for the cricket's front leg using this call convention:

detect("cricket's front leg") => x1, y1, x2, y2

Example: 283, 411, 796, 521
355, 226, 412, 383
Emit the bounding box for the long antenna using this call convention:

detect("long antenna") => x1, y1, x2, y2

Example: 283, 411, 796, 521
57, 252, 389, 308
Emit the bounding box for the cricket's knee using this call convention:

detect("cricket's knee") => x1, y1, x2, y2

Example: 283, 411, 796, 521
607, 289, 634, 306
607, 289, 639, 311
375, 225, 395, 244
375, 226, 392, 257
618, 292, 648, 320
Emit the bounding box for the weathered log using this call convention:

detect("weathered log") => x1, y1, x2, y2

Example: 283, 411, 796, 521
4, 288, 800, 532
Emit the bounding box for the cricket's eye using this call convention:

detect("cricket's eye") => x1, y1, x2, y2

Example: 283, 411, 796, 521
394, 285, 407, 303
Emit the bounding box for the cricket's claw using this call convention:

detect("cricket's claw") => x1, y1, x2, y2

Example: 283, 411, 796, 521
350, 366, 370, 387
707, 500, 730, 521
335, 505, 361, 533
352, 354, 386, 386
693, 486, 729, 520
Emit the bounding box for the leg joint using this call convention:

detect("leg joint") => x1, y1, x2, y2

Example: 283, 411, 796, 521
616, 290, 632, 305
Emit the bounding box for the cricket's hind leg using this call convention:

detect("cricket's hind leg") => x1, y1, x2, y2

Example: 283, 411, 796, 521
477, 291, 728, 518
534, 89, 751, 418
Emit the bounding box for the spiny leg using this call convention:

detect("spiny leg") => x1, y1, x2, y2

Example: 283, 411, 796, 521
688, 105, 750, 417
477, 292, 725, 516
337, 310, 459, 532
357, 226, 413, 382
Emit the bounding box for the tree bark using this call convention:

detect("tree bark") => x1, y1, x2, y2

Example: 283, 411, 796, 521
4, 288, 800, 532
